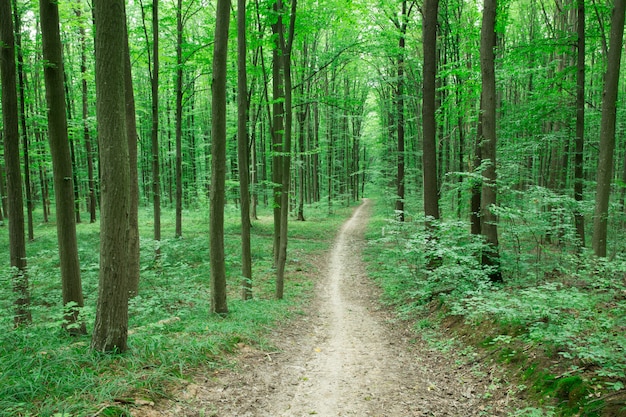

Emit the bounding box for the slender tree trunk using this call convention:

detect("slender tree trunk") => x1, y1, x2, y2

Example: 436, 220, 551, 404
271, 1, 285, 264
592, 0, 625, 257
574, 0, 585, 248
175, 0, 184, 238
210, 0, 231, 315
479, 0, 503, 282
423, 0, 440, 223
1, 0, 32, 325
276, 0, 297, 300
40, 0, 86, 333
124, 6, 141, 297
12, 2, 34, 241
151, 0, 161, 249
75, 4, 97, 223
91, 0, 131, 352
237, 0, 253, 300
395, 0, 407, 221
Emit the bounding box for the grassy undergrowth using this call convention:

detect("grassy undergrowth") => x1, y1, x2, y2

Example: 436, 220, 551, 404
364, 198, 626, 417
0, 202, 353, 417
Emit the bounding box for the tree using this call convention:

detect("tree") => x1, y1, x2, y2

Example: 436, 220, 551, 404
237, 0, 253, 300
422, 0, 440, 224
209, 0, 231, 315
271, 0, 285, 264
74, 1, 97, 224
395, 0, 409, 222
124, 5, 141, 297
39, 0, 86, 333
592, 0, 625, 257
1, 0, 31, 325
479, 0, 502, 282
12, 2, 34, 241
151, 0, 161, 249
275, 0, 297, 300
175, 0, 184, 238
91, 0, 131, 353
574, 0, 585, 247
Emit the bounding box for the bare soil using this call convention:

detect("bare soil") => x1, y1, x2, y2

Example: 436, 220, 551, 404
133, 199, 527, 417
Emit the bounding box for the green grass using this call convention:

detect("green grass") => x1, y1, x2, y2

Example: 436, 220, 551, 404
364, 197, 626, 417
0, 201, 355, 417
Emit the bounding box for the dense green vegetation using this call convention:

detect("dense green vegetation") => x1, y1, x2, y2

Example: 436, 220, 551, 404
0, 204, 352, 416
365, 198, 626, 416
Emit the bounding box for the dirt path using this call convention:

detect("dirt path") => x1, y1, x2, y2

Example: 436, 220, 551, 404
136, 199, 522, 416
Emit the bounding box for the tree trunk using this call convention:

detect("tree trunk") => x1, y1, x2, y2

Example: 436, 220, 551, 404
276, 0, 297, 300
479, 0, 502, 282
395, 0, 407, 221
271, 1, 285, 264
0, 0, 32, 325
124, 6, 141, 297
175, 0, 184, 238
40, 0, 86, 333
592, 0, 625, 257
91, 0, 131, 352
422, 0, 440, 225
75, 4, 97, 224
12, 3, 34, 241
151, 0, 161, 249
237, 0, 253, 300
210, 0, 231, 315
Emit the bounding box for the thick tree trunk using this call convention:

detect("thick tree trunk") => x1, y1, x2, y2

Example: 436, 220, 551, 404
40, 0, 86, 333
124, 7, 141, 297
91, 0, 131, 352
592, 0, 625, 257
209, 0, 231, 315
470, 105, 483, 236
0, 0, 32, 325
237, 0, 253, 300
479, 0, 502, 282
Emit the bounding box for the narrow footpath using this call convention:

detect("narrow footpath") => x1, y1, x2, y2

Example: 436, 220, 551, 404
137, 199, 524, 416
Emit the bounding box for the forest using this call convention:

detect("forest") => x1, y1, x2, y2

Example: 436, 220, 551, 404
1, 0, 626, 415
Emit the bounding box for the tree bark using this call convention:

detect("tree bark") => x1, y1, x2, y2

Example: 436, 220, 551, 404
237, 0, 253, 300
0, 0, 32, 325
175, 0, 184, 238
210, 0, 231, 315
574, 0, 585, 247
124, 6, 141, 297
276, 0, 297, 300
395, 0, 408, 222
592, 0, 625, 257
12, 2, 34, 241
75, 4, 97, 224
91, 0, 131, 352
40, 0, 86, 332
422, 0, 440, 224
271, 0, 285, 264
151, 0, 161, 249
479, 0, 502, 282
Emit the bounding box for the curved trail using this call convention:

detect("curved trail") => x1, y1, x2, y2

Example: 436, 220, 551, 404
136, 199, 520, 416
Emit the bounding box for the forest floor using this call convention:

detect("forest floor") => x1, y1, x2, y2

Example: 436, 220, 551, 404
133, 199, 530, 417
